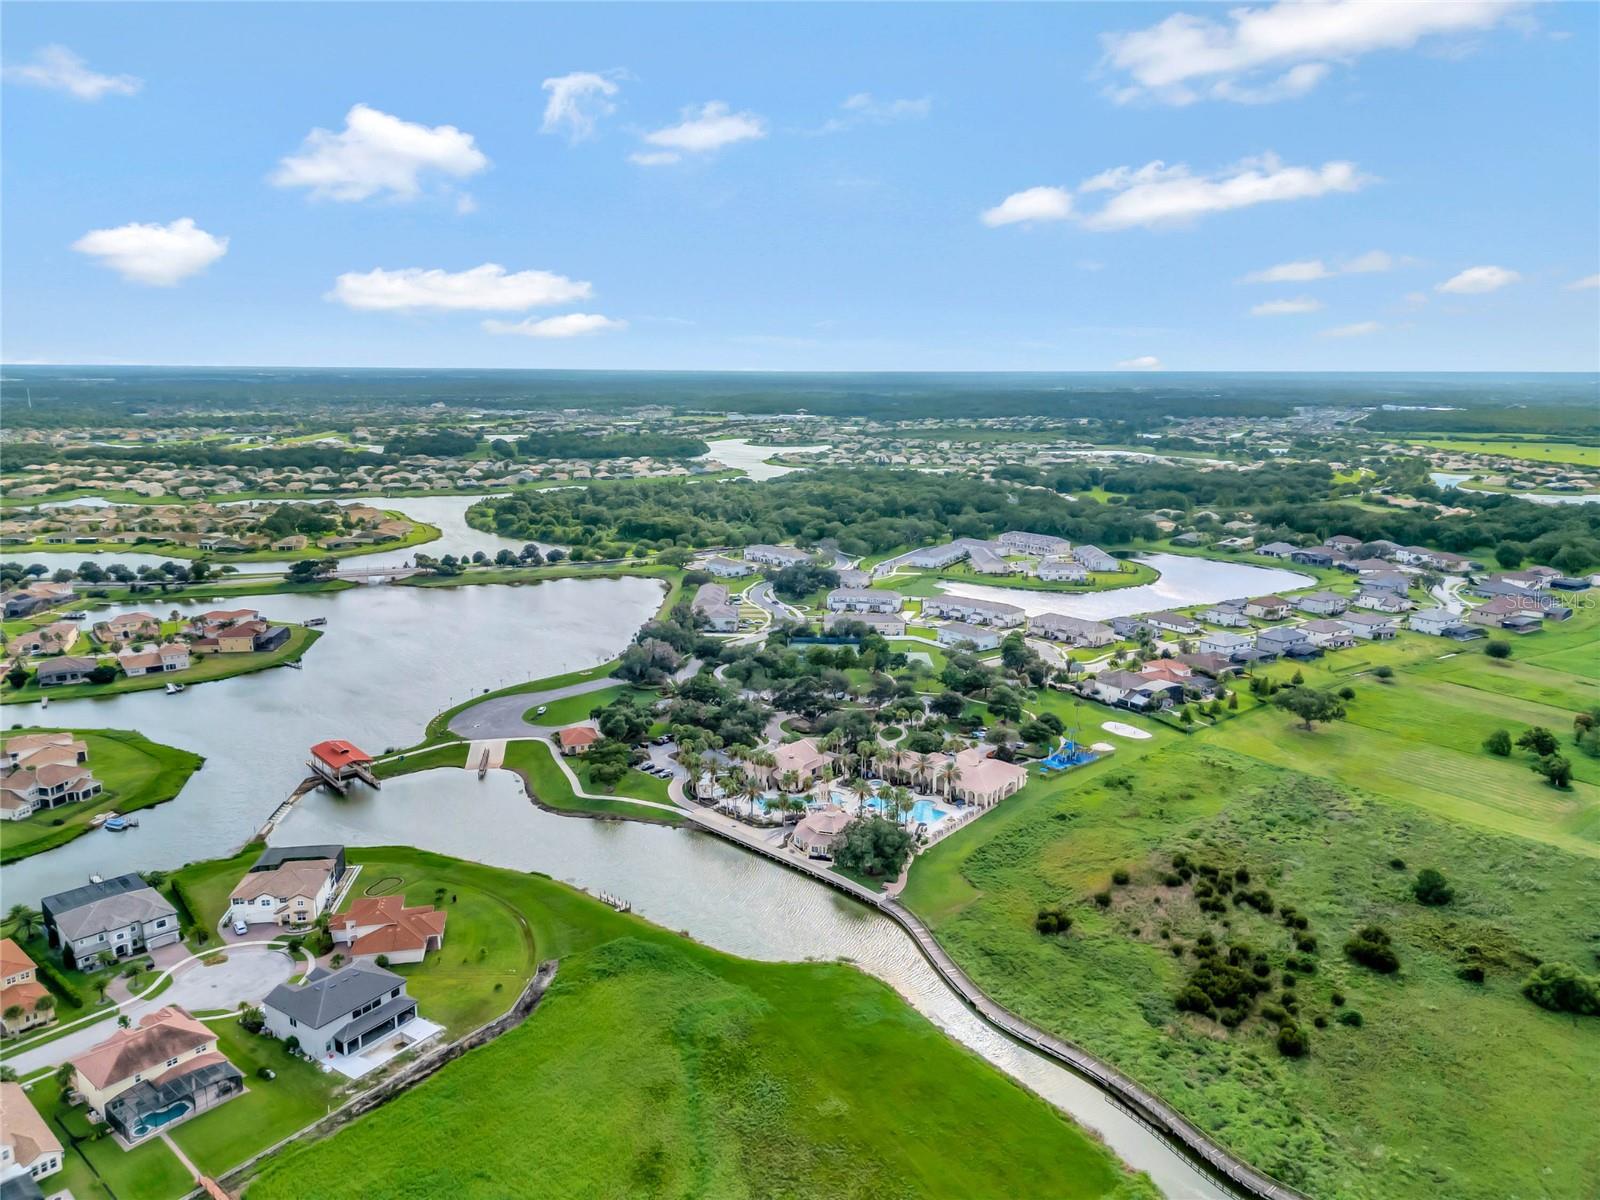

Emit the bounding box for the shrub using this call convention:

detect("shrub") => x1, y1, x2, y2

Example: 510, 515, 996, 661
1457, 964, 1486, 984
1312, 1014, 1328, 1029
1521, 962, 1600, 1016
1372, 665, 1394, 682
1345, 925, 1400, 974
1093, 891, 1112, 909
1162, 872, 1182, 887
1338, 686, 1356, 700
1388, 857, 1406, 870
1412, 867, 1455, 906
1330, 990, 1345, 1006
1337, 1009, 1364, 1027
1276, 1023, 1310, 1057
1295, 933, 1318, 953
1111, 867, 1130, 886
1483, 728, 1512, 757
1234, 866, 1250, 884
1034, 907, 1072, 935
1484, 639, 1512, 660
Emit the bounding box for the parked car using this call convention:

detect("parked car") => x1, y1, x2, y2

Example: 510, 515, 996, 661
232, 918, 249, 936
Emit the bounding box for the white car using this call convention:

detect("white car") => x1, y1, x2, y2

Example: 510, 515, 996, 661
232, 918, 249, 936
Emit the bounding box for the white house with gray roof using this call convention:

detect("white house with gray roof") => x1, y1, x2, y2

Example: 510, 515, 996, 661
920, 595, 1026, 627
262, 961, 418, 1062
743, 544, 812, 568
41, 874, 179, 968
826, 588, 901, 614
1029, 612, 1115, 647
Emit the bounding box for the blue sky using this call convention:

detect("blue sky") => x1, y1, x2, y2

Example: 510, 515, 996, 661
3, 1, 1597, 371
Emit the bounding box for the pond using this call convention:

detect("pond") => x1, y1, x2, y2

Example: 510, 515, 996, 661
270, 769, 1232, 1200
697, 437, 830, 481
4, 575, 665, 902
934, 552, 1313, 621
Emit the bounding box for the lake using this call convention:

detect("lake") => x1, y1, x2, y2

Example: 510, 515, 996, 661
4, 575, 665, 901
697, 437, 830, 481
271, 769, 1232, 1200
935, 552, 1312, 620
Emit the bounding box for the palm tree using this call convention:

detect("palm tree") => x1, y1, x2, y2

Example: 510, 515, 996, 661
5, 905, 41, 942
849, 776, 872, 816
780, 769, 801, 797
2, 1005, 23, 1027
913, 752, 931, 793
895, 788, 916, 828
940, 759, 960, 800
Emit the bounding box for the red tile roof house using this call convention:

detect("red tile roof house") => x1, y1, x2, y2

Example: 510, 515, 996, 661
558, 726, 599, 756
331, 896, 447, 965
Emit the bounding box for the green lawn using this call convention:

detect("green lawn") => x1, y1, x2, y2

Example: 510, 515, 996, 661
524, 684, 659, 727
241, 849, 1156, 1200
0, 513, 440, 564
373, 741, 469, 780
499, 739, 683, 825
898, 612, 1600, 1200
1404, 436, 1600, 467
2, 626, 321, 705
0, 727, 204, 863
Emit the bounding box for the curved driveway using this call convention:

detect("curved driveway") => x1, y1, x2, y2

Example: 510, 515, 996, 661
448, 676, 620, 739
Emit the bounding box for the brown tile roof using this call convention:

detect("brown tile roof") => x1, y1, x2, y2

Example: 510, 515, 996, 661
0, 1081, 61, 1167
229, 859, 336, 904
558, 726, 599, 749
71, 1006, 215, 1090
0, 936, 36, 975
338, 895, 447, 956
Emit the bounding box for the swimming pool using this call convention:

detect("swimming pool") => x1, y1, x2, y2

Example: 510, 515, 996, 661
862, 795, 950, 826
131, 1099, 192, 1138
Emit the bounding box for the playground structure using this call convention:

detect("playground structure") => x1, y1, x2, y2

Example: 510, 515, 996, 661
1037, 707, 1116, 775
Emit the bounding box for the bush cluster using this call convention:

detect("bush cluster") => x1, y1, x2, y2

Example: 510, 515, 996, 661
1344, 925, 1400, 974
1034, 907, 1072, 935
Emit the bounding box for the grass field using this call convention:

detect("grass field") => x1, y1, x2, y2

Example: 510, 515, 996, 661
242, 849, 1157, 1200
1, 626, 320, 705
373, 740, 469, 780
900, 609, 1600, 1200
524, 684, 659, 727
0, 727, 204, 862
1405, 437, 1600, 467
499, 738, 683, 825
0, 514, 440, 564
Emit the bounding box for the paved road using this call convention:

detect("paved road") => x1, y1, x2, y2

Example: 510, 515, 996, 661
746, 580, 802, 622
3, 945, 296, 1077
448, 675, 620, 739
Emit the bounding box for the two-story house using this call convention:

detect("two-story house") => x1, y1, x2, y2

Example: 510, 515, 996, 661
41, 875, 180, 968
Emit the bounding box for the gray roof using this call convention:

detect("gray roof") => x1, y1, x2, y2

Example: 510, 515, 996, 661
252, 844, 345, 874
265, 961, 406, 1030
42, 873, 149, 921
1031, 613, 1112, 636
1257, 627, 1309, 645
37, 656, 97, 677
53, 887, 176, 942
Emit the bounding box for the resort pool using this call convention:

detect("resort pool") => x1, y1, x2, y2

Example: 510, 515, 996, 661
861, 795, 950, 826
132, 1100, 193, 1138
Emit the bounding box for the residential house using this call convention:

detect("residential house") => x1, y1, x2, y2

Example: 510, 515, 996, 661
826, 588, 901, 614
691, 584, 739, 633
1324, 535, 1361, 552
1467, 595, 1545, 633
117, 643, 191, 676
1036, 556, 1088, 582
937, 621, 1001, 651
228, 857, 340, 929
1299, 620, 1356, 650
0, 940, 55, 1036
1198, 631, 1255, 657
966, 544, 1017, 575
833, 568, 871, 589
1197, 600, 1251, 627
1255, 542, 1300, 558
70, 1006, 242, 1143
263, 961, 421, 1063
1489, 569, 1551, 591
791, 807, 851, 859
271, 535, 308, 552
1296, 592, 1348, 616
41, 874, 181, 967
1362, 571, 1412, 595
1341, 612, 1400, 640
0, 1082, 63, 1189
36, 657, 98, 688
1110, 615, 1155, 640
702, 556, 754, 578
919, 596, 1025, 627
1028, 613, 1115, 647
2, 582, 78, 619
1353, 590, 1413, 613
331, 896, 446, 964
1409, 608, 1476, 638
1088, 669, 1183, 710
998, 530, 1071, 556
1256, 627, 1314, 657
822, 611, 906, 637
1175, 652, 1235, 679
1073, 545, 1120, 572
1244, 595, 1292, 620
901, 539, 983, 569
743, 544, 812, 568
1289, 547, 1339, 568
1146, 611, 1202, 636
557, 727, 599, 755
6, 620, 79, 659
93, 613, 160, 645
0, 758, 101, 819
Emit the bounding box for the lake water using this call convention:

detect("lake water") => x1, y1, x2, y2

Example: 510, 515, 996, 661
4, 576, 665, 902
271, 770, 1231, 1200
697, 437, 830, 481
935, 552, 1312, 621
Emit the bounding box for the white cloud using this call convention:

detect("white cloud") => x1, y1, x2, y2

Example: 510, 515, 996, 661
1116, 355, 1163, 370
3, 45, 141, 101
1102, 0, 1523, 105
329, 264, 591, 312
817, 92, 932, 133
271, 104, 488, 202
981, 186, 1073, 228
632, 101, 765, 165
1436, 265, 1520, 294
540, 71, 620, 142
1251, 297, 1323, 316
483, 313, 626, 338
71, 218, 227, 285
1241, 249, 1394, 283
1322, 320, 1381, 338
1079, 154, 1370, 231
1563, 274, 1599, 291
